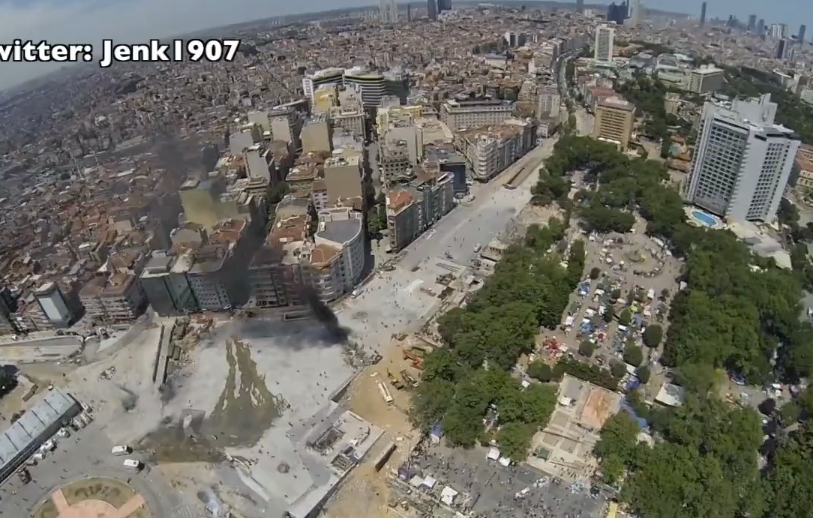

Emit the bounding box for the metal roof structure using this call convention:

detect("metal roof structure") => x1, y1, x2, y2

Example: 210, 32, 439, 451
0, 388, 80, 478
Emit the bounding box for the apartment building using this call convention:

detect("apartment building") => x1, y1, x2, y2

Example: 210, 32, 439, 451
139, 251, 198, 316
101, 273, 147, 323
688, 65, 724, 94
313, 85, 339, 113
456, 119, 537, 181
537, 85, 561, 119
302, 67, 345, 104
301, 114, 333, 154
593, 97, 635, 149
324, 150, 363, 205
686, 94, 800, 222
793, 145, 813, 190
440, 100, 516, 131
315, 208, 364, 291
249, 207, 357, 307
386, 169, 454, 252
0, 289, 20, 336
33, 282, 76, 328
244, 143, 273, 182
79, 273, 146, 324
187, 245, 232, 310
270, 108, 304, 152
229, 124, 262, 156
380, 140, 413, 183
377, 105, 424, 130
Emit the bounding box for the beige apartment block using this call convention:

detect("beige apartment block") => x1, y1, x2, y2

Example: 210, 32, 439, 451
593, 96, 635, 150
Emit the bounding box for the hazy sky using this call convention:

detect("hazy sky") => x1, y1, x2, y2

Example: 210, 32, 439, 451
0, 0, 809, 91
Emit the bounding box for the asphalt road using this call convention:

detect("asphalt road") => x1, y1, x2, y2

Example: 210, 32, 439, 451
0, 424, 197, 517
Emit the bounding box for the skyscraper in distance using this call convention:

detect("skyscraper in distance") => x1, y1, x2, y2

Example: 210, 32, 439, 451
379, 0, 398, 23
748, 15, 757, 31
576, 0, 584, 13
757, 19, 765, 35
627, 0, 641, 27
799, 24, 807, 43
594, 24, 615, 61
607, 1, 628, 25
700, 2, 706, 27
427, 0, 437, 20
437, 0, 452, 12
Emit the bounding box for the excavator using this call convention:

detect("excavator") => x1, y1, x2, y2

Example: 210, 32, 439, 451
402, 345, 430, 370
399, 369, 418, 388
387, 370, 404, 390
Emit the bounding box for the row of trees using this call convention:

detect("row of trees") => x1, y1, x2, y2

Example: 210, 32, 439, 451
723, 66, 813, 145
534, 135, 813, 384
534, 134, 813, 518
410, 215, 582, 456
596, 391, 813, 518
616, 76, 692, 144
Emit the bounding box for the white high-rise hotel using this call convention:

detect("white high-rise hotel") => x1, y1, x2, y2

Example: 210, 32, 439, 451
686, 94, 800, 222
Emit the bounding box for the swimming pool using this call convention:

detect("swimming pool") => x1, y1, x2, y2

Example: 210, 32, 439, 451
691, 210, 718, 227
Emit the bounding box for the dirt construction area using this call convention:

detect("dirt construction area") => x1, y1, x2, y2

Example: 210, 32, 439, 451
325, 334, 425, 518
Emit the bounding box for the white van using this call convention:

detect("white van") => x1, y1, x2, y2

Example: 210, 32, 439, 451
111, 445, 131, 456
123, 459, 143, 470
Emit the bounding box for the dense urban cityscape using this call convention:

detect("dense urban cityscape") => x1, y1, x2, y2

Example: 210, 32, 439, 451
1, 2, 813, 518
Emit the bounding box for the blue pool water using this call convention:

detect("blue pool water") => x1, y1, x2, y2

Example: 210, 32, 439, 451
692, 210, 717, 227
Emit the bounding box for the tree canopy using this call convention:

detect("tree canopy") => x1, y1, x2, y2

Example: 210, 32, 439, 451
414, 209, 582, 457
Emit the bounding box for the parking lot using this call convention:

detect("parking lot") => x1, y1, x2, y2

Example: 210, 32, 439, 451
538, 216, 683, 373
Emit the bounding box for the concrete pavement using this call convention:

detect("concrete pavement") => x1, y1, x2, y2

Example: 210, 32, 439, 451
0, 424, 195, 518
339, 138, 557, 352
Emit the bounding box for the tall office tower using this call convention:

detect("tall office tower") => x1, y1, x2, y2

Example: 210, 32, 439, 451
427, 0, 437, 20
607, 1, 628, 25
799, 24, 807, 43
771, 23, 788, 39
594, 24, 615, 62
686, 94, 800, 223
576, 0, 584, 13
757, 19, 765, 35
407, 4, 411, 21
380, 0, 397, 22
776, 38, 796, 61
438, 0, 452, 12
747, 15, 757, 31
627, 0, 641, 27
699, 2, 706, 27
389, 0, 398, 23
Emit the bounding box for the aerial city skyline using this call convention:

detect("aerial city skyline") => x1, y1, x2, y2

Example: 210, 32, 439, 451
1, 3, 813, 518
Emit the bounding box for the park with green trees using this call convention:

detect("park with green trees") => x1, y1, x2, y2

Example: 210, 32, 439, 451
410, 134, 813, 512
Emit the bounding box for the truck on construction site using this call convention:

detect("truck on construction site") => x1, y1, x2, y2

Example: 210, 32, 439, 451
377, 381, 394, 405
400, 369, 418, 388
387, 370, 404, 390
